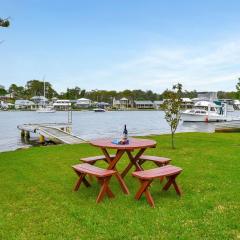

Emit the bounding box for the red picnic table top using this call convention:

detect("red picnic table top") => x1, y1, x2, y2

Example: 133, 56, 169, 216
90, 137, 156, 150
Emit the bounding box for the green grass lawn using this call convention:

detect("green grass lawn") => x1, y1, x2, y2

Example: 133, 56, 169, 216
0, 133, 239, 240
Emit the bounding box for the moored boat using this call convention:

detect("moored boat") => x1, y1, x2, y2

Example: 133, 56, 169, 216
36, 77, 56, 113
36, 106, 56, 113
181, 101, 227, 122
93, 108, 106, 112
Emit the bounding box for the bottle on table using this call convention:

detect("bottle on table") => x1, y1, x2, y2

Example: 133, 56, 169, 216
122, 124, 128, 141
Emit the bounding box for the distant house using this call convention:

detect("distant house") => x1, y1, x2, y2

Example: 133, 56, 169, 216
234, 100, 240, 110
181, 98, 194, 109
0, 101, 8, 109
113, 97, 129, 109
53, 100, 71, 110
192, 92, 218, 103
119, 98, 129, 109
1, 101, 14, 109
134, 100, 154, 109
112, 98, 120, 108
15, 100, 35, 109
0, 93, 14, 100
97, 102, 110, 109
153, 100, 164, 109
31, 96, 48, 106
51, 97, 58, 103
76, 98, 92, 108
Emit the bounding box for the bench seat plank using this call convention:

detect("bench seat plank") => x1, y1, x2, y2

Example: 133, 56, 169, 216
132, 165, 182, 179
72, 163, 116, 177
139, 155, 171, 164
81, 154, 116, 162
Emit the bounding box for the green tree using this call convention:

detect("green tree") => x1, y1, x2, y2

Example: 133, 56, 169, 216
25, 80, 58, 98
8, 84, 25, 99
60, 87, 82, 100
236, 78, 240, 99
0, 18, 10, 27
162, 83, 183, 149
0, 85, 7, 95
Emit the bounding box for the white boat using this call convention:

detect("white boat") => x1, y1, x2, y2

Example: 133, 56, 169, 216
36, 77, 56, 113
181, 101, 227, 122
93, 108, 106, 112
36, 106, 56, 113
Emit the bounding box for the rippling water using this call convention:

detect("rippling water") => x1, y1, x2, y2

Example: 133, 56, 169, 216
0, 110, 239, 152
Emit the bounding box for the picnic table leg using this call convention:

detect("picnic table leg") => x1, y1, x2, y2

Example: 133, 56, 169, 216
96, 176, 112, 203
163, 174, 181, 195
121, 148, 146, 178
74, 173, 84, 191
97, 177, 115, 198
135, 179, 154, 207
102, 148, 130, 195
74, 172, 91, 191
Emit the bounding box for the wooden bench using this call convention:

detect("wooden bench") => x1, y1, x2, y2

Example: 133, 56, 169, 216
121, 155, 171, 178
132, 165, 182, 207
80, 154, 116, 164
139, 155, 171, 166
72, 163, 116, 203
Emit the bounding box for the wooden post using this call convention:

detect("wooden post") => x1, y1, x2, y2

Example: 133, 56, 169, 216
21, 130, 25, 138
25, 131, 30, 139
39, 135, 45, 143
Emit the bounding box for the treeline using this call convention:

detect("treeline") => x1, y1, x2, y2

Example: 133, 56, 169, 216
0, 79, 239, 103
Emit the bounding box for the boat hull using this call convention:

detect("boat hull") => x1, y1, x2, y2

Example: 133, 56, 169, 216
36, 109, 56, 113
181, 113, 226, 122
93, 108, 106, 112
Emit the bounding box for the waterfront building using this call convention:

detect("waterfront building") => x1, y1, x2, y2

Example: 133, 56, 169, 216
112, 97, 129, 109
134, 100, 154, 109
15, 100, 36, 110
53, 99, 71, 110
119, 97, 129, 109
153, 100, 164, 109
0, 93, 14, 100
192, 92, 218, 103
51, 97, 58, 103
97, 102, 110, 109
31, 96, 49, 107
233, 100, 240, 110
181, 98, 194, 109
76, 98, 92, 108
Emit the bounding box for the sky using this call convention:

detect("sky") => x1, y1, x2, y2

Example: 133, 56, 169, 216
1, 0, 240, 93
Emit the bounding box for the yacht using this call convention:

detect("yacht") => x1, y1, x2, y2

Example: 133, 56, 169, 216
181, 101, 227, 122
36, 106, 56, 113
36, 78, 56, 113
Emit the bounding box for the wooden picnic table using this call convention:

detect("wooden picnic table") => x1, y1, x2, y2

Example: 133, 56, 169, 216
89, 137, 157, 194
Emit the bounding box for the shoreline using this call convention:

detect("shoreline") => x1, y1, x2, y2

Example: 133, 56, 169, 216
0, 131, 211, 154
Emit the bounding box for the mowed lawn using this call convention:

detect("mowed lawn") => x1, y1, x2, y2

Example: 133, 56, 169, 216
0, 133, 239, 240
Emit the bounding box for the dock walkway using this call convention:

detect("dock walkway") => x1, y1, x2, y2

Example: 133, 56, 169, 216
215, 121, 240, 132
17, 123, 86, 144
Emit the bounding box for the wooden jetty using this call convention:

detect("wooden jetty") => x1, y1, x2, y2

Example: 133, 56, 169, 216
17, 123, 86, 144
215, 122, 240, 133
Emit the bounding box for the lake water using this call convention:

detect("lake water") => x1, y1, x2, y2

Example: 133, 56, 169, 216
0, 110, 239, 152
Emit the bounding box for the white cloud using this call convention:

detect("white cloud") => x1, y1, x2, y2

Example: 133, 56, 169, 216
86, 40, 240, 92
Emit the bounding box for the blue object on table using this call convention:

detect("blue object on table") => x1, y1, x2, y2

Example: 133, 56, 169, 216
112, 139, 130, 145
112, 139, 120, 145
